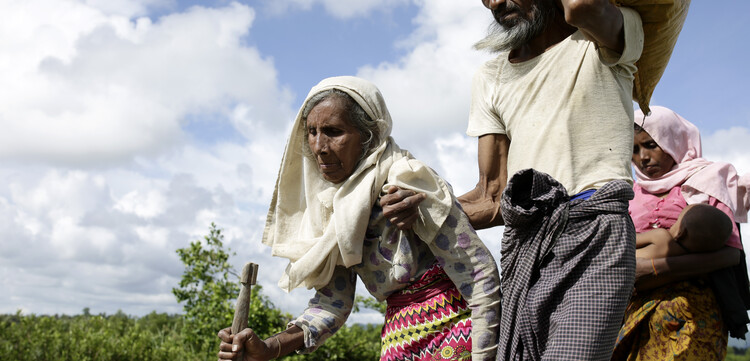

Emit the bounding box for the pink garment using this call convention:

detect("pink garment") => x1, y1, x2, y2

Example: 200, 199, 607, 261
634, 106, 750, 222
630, 184, 742, 249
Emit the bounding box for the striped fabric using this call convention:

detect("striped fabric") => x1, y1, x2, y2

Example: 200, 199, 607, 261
497, 169, 636, 361
382, 263, 472, 361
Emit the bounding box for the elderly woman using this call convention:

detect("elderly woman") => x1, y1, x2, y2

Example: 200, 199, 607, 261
612, 106, 750, 360
217, 76, 500, 361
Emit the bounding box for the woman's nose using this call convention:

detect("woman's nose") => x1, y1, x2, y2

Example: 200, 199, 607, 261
638, 149, 651, 165
311, 135, 328, 155
639, 148, 650, 160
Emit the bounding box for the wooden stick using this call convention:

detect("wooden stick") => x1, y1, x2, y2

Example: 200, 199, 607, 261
231, 262, 258, 358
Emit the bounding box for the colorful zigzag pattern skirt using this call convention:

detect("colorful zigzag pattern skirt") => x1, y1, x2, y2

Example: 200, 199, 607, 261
381, 263, 472, 361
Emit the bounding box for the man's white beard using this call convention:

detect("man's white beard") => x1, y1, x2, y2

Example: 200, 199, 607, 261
474, 5, 549, 54
475, 22, 531, 53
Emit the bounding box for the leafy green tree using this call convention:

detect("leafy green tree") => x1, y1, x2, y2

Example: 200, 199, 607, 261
353, 295, 386, 315
173, 223, 238, 356
172, 223, 299, 359
246, 286, 291, 337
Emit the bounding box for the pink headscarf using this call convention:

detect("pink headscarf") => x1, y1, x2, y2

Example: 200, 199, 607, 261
634, 106, 749, 222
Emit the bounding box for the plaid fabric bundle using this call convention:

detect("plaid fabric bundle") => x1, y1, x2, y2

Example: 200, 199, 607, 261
497, 169, 636, 361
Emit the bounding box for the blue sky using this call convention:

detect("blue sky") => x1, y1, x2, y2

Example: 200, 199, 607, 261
1, 0, 749, 331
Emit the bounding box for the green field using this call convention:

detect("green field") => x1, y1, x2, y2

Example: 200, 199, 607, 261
0, 309, 382, 361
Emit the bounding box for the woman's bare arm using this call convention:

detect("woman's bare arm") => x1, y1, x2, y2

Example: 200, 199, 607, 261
635, 246, 741, 291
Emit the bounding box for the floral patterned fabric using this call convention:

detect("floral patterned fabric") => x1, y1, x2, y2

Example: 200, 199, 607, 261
614, 183, 737, 360
291, 201, 501, 361
612, 280, 727, 360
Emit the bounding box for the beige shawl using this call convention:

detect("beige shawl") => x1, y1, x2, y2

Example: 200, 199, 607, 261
262, 76, 454, 291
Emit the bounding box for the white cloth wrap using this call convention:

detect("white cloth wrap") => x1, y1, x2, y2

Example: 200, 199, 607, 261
262, 76, 453, 291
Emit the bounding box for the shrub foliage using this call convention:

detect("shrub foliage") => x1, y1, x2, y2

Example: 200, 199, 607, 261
0, 223, 383, 360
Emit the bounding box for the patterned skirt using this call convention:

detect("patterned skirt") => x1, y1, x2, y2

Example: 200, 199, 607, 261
612, 280, 728, 361
381, 263, 472, 361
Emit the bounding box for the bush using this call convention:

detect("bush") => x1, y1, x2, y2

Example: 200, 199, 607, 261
172, 223, 238, 357
727, 347, 750, 361
0, 223, 383, 360
0, 310, 196, 361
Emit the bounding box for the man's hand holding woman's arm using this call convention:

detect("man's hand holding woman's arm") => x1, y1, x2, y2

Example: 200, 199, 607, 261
380, 133, 509, 231
380, 186, 427, 230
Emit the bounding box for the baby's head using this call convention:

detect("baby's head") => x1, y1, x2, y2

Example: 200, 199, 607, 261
671, 204, 733, 253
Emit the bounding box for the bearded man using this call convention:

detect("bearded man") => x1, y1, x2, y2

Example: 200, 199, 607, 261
381, 0, 644, 360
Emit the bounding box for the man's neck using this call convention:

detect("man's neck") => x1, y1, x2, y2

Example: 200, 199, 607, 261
508, 15, 577, 63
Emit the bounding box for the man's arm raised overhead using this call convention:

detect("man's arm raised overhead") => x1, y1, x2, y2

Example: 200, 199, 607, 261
558, 0, 625, 53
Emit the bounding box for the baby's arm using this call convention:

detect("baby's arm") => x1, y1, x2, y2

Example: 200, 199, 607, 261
635, 227, 674, 248
635, 228, 675, 259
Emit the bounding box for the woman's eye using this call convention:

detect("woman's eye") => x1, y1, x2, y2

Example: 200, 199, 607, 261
633, 146, 639, 154
325, 128, 342, 136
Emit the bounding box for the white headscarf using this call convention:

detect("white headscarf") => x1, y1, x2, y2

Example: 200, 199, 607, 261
263, 76, 454, 291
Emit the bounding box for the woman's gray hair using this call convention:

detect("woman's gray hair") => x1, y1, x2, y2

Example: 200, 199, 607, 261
301, 89, 382, 162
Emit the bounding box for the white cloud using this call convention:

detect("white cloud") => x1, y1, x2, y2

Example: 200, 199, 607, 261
0, 159, 275, 315
356, 0, 494, 172
0, 0, 296, 316
0, 0, 293, 165
703, 126, 750, 175
263, 0, 411, 19
433, 133, 479, 195
3, 0, 750, 327
83, 0, 175, 17
0, 0, 503, 319
116, 190, 168, 219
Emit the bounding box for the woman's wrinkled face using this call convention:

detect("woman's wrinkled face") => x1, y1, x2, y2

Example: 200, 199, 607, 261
632, 130, 676, 179
306, 97, 363, 184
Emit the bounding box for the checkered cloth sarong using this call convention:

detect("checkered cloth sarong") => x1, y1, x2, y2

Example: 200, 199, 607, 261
496, 169, 636, 361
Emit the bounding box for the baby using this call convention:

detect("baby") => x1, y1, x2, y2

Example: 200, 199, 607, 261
636, 203, 734, 259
